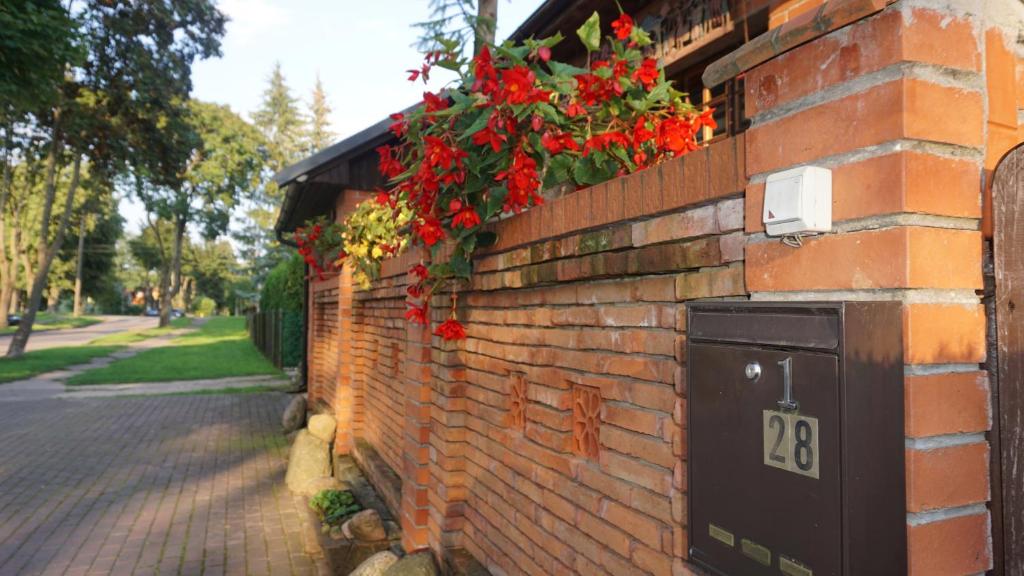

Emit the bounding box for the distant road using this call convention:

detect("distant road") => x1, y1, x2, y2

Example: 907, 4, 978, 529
0, 315, 159, 353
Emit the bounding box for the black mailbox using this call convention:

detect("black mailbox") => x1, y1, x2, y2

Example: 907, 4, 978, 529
687, 302, 905, 576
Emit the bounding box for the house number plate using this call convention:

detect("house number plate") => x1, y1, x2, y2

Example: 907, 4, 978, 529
762, 410, 819, 479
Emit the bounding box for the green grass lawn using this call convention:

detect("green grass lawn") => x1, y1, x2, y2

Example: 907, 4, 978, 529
68, 317, 281, 386
0, 312, 102, 336
87, 316, 193, 346
0, 345, 124, 383
0, 317, 195, 384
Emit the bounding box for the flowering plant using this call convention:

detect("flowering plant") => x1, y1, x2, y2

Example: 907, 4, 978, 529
294, 218, 344, 280
329, 10, 714, 339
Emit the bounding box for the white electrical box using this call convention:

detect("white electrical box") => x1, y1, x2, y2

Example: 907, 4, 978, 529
762, 166, 832, 236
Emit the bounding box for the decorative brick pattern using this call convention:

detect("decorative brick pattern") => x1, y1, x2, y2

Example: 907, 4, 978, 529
572, 385, 602, 459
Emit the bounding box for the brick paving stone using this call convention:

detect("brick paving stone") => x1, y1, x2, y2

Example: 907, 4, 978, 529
0, 392, 325, 576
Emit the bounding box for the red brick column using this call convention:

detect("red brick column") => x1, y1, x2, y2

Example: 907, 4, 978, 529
400, 276, 434, 552
334, 264, 355, 453
742, 5, 991, 574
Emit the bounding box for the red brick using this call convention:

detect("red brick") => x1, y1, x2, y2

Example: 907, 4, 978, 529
905, 371, 990, 437
748, 9, 980, 117
747, 79, 984, 175
600, 499, 663, 549
906, 442, 989, 511
746, 227, 981, 292
632, 543, 673, 576
904, 303, 986, 365
907, 513, 991, 576
602, 403, 662, 436
631, 206, 718, 247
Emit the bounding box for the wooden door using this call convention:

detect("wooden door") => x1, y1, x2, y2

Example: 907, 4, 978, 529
992, 142, 1024, 575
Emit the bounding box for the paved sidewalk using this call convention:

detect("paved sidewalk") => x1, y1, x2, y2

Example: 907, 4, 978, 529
0, 392, 325, 576
61, 374, 291, 399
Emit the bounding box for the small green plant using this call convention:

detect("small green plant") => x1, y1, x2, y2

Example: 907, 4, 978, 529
309, 489, 362, 529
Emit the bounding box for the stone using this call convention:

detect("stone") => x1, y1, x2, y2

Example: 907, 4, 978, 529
343, 509, 386, 542
282, 395, 306, 433
382, 552, 438, 576
285, 430, 330, 494
308, 413, 337, 443
349, 551, 398, 576
300, 476, 349, 497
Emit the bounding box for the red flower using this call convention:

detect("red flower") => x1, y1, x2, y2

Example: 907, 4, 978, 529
566, 102, 586, 118
406, 69, 420, 82
632, 58, 659, 88
452, 207, 481, 229
471, 112, 507, 153
699, 108, 718, 131
377, 145, 404, 179
497, 66, 536, 105
495, 148, 542, 212
405, 304, 428, 325
410, 263, 429, 280
611, 13, 634, 40
434, 318, 466, 340
537, 46, 551, 62
407, 284, 423, 298
657, 116, 698, 154
423, 91, 448, 113
541, 131, 579, 155
413, 217, 445, 246
375, 190, 392, 206
389, 113, 406, 137
472, 45, 498, 95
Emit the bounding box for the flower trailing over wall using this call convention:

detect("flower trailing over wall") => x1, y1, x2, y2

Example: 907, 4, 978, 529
304, 10, 714, 340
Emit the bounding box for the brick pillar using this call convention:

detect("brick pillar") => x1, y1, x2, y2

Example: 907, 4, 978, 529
400, 292, 434, 551
741, 4, 992, 575
426, 340, 468, 556
334, 264, 355, 453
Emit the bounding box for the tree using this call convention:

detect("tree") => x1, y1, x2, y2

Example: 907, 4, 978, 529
0, 0, 80, 119
307, 73, 335, 153
134, 100, 263, 327
252, 62, 306, 178
5, 0, 227, 357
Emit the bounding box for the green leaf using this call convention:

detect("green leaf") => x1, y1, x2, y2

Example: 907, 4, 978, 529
546, 60, 589, 78
449, 252, 472, 279
544, 154, 574, 189
459, 110, 491, 140
576, 12, 601, 52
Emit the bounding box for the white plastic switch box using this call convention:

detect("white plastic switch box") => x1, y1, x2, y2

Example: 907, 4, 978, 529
762, 166, 832, 236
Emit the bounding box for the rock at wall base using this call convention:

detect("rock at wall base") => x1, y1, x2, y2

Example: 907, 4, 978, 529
282, 395, 306, 433
383, 552, 438, 576
308, 413, 337, 443
348, 550, 399, 576
285, 430, 330, 494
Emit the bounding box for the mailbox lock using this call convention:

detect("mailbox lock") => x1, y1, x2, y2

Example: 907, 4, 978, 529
744, 362, 762, 381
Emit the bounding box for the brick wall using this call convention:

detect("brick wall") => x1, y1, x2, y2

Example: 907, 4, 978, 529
307, 0, 1020, 573
308, 277, 339, 409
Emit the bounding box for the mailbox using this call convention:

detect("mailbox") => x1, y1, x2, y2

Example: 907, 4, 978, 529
687, 302, 905, 576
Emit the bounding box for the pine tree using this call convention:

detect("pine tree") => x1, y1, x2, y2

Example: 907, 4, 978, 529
307, 73, 335, 153
251, 62, 306, 182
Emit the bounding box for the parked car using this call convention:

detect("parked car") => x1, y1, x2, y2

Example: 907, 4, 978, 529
171, 308, 185, 319
144, 307, 160, 317
6, 314, 19, 326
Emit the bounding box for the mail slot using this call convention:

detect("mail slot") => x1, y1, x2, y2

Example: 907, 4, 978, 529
687, 302, 905, 576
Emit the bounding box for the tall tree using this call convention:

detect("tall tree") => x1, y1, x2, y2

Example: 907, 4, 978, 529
307, 73, 334, 153
135, 100, 263, 327
252, 62, 306, 178
5, 0, 226, 356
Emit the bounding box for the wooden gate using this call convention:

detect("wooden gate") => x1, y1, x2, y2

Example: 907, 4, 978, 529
992, 142, 1024, 575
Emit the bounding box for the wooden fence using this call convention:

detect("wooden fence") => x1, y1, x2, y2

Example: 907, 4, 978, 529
247, 309, 303, 369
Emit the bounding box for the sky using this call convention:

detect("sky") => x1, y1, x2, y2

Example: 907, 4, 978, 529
121, 0, 547, 234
